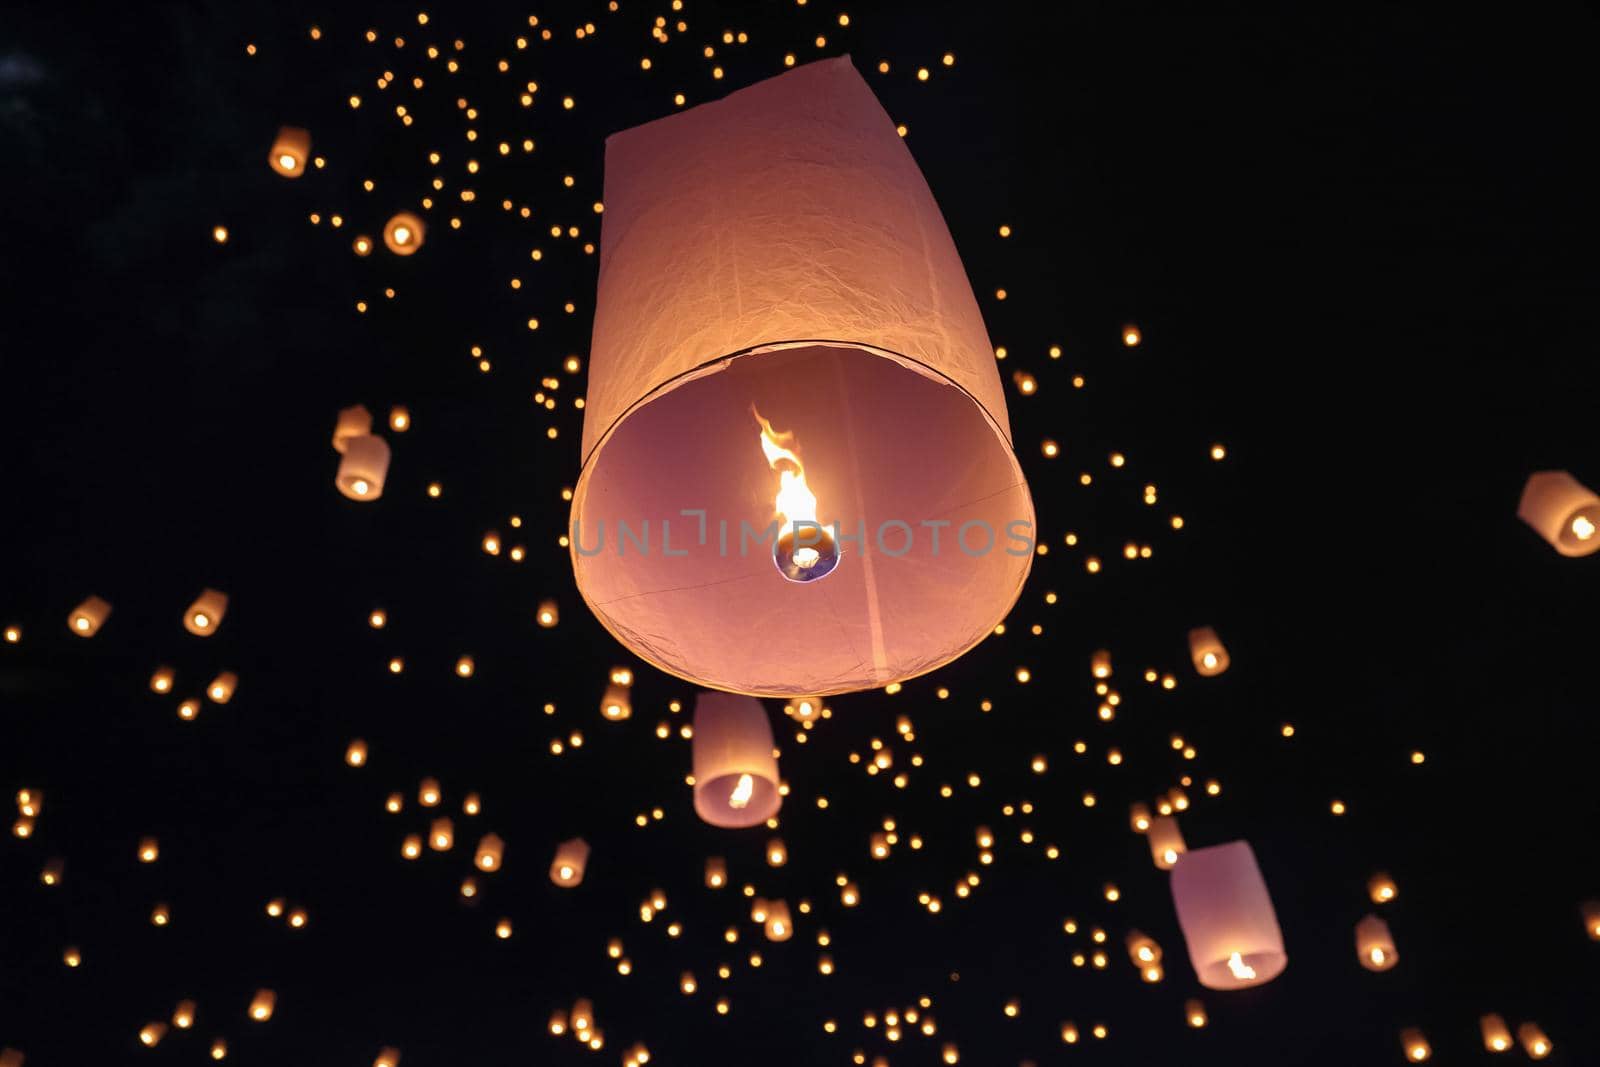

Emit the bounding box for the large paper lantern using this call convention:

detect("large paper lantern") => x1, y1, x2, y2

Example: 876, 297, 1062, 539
570, 57, 1034, 697
691, 691, 780, 828
336, 435, 391, 500
1187, 626, 1230, 676
268, 126, 310, 178
1169, 840, 1287, 989
333, 405, 374, 453
1517, 471, 1600, 556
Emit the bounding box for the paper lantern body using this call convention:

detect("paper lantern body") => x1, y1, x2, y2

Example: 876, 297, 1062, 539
337, 435, 391, 500
1355, 914, 1398, 971
475, 833, 505, 871
1148, 815, 1187, 870
67, 595, 111, 637
1169, 840, 1287, 989
384, 212, 426, 255
333, 405, 374, 453
1518, 471, 1600, 556
1479, 1013, 1512, 1052
183, 588, 228, 635
1188, 626, 1230, 676
570, 57, 1033, 697
207, 671, 238, 704
550, 837, 590, 886
268, 126, 310, 177
692, 692, 780, 828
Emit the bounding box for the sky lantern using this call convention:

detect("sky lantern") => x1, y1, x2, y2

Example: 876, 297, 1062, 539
336, 434, 391, 501
248, 989, 276, 1021
383, 211, 426, 255
1517, 1022, 1553, 1058
550, 837, 590, 886
150, 666, 175, 693
345, 739, 368, 767
206, 671, 238, 703
704, 856, 727, 888
600, 682, 632, 721
268, 125, 310, 177
374, 1048, 402, 1067
1354, 914, 1398, 971
1147, 816, 1186, 869
1517, 471, 1600, 556
333, 405, 373, 453
1400, 1028, 1431, 1061
1582, 899, 1600, 939
1187, 626, 1229, 676
183, 588, 228, 635
172, 1000, 196, 1029
67, 595, 111, 637
1480, 1013, 1512, 1052
570, 57, 1033, 697
475, 833, 505, 871
1169, 840, 1287, 989
429, 817, 454, 851
764, 899, 793, 941
691, 692, 781, 828
536, 600, 560, 628
1091, 649, 1112, 679
139, 1022, 168, 1047
1369, 872, 1398, 904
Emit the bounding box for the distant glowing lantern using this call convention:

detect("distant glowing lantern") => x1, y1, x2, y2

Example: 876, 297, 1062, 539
1185, 999, 1207, 1028
570, 57, 1033, 697
68, 595, 111, 637
1125, 930, 1162, 970
429, 817, 454, 851
764, 899, 793, 941
183, 588, 228, 635
346, 739, 368, 767
1091, 649, 1112, 678
173, 1000, 196, 1029
1369, 872, 1398, 904
1355, 914, 1398, 971
138, 836, 160, 863
1517, 1022, 1552, 1059
401, 834, 422, 859
1400, 1028, 1431, 1062
248, 989, 276, 1022
1169, 840, 1287, 989
536, 600, 560, 627
475, 833, 505, 871
139, 1022, 169, 1047
1517, 471, 1600, 556
418, 778, 441, 806
766, 837, 787, 866
333, 405, 374, 453
705, 856, 727, 888
352, 235, 373, 256
1129, 803, 1151, 833
551, 837, 590, 886
150, 666, 175, 693
1480, 1013, 1511, 1053
691, 692, 781, 828
1187, 626, 1229, 676
206, 671, 238, 703
374, 1048, 402, 1067
388, 406, 410, 432
268, 126, 310, 177
383, 212, 426, 255
600, 682, 632, 721
1147, 816, 1187, 870
1583, 900, 1600, 939
570, 998, 595, 1033
336, 434, 391, 500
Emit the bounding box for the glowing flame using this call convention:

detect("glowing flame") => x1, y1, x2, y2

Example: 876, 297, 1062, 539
754, 408, 818, 527
1573, 514, 1596, 540
1226, 952, 1256, 981
728, 773, 755, 810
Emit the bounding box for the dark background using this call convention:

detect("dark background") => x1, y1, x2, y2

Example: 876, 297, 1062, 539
2, 1, 1598, 1063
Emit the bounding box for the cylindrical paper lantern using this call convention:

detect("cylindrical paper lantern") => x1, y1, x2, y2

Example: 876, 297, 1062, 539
570, 57, 1034, 697
184, 588, 228, 635
248, 989, 276, 1021
766, 837, 787, 867
704, 856, 726, 888
1518, 471, 1600, 556
333, 405, 373, 453
150, 666, 175, 693
1355, 914, 1398, 971
536, 600, 560, 628
268, 126, 310, 177
173, 999, 196, 1029
1185, 999, 1207, 1028
600, 683, 632, 721
1125, 930, 1162, 967
383, 212, 426, 255
1148, 816, 1187, 870
1368, 872, 1398, 904
692, 692, 780, 827
389, 406, 410, 432
429, 817, 453, 851
207, 671, 238, 704
570, 998, 595, 1033
346, 739, 368, 767
1583, 899, 1600, 939
138, 836, 160, 863
1188, 626, 1229, 676
418, 778, 441, 806
764, 899, 793, 941
1169, 840, 1287, 989
1480, 1013, 1511, 1053
551, 837, 590, 886
336, 435, 391, 500
139, 1022, 168, 1047
1400, 1028, 1430, 1062
68, 595, 111, 637
1517, 1023, 1552, 1059
1091, 649, 1112, 679
475, 833, 504, 871
374, 1048, 402, 1067
1129, 803, 1151, 833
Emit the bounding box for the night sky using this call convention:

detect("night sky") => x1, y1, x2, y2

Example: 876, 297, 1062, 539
3, 2, 1599, 1064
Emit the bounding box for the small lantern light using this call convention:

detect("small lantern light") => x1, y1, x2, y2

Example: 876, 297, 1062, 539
388, 406, 410, 432
1169, 840, 1287, 989
333, 405, 374, 453
429, 817, 454, 851
1368, 872, 1398, 904
766, 837, 787, 867
374, 1049, 402, 1067
1399, 1028, 1430, 1062
536, 600, 560, 627
1582, 899, 1600, 939
600, 683, 632, 721
551, 837, 590, 886
1517, 1022, 1552, 1059
383, 212, 426, 255
1185, 999, 1207, 1028
248, 989, 276, 1022
139, 1022, 169, 1047
1187, 626, 1229, 676
138, 836, 160, 863
68, 595, 112, 637
183, 588, 228, 635
173, 1000, 196, 1029
475, 833, 505, 871
419, 778, 441, 806
1091, 649, 1112, 678
1355, 914, 1398, 971
345, 739, 368, 767
1480, 1013, 1512, 1053
336, 435, 391, 500
206, 671, 238, 704
692, 692, 781, 828
150, 666, 175, 693
764, 899, 793, 941
1148, 816, 1186, 870
705, 856, 727, 888
1518, 471, 1600, 556
268, 126, 310, 177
